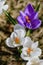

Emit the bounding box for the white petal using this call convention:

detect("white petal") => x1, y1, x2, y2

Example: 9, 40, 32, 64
13, 43, 22, 47
14, 24, 26, 38
10, 32, 22, 47
10, 32, 17, 40
29, 57, 40, 63
30, 48, 42, 57
31, 41, 38, 49
5, 38, 14, 48
26, 58, 41, 65
0, 8, 3, 15
0, 5, 8, 15
14, 24, 25, 30
22, 47, 28, 56
40, 60, 43, 65
21, 53, 31, 61
26, 58, 43, 65
0, 0, 6, 6
23, 37, 33, 47
26, 61, 31, 65
2, 5, 8, 11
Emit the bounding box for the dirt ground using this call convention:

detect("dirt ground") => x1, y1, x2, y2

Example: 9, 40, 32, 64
0, 0, 43, 65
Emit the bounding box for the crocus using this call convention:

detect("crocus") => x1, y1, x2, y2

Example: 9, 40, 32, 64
26, 57, 43, 65
21, 37, 41, 60
6, 24, 26, 48
17, 4, 41, 30
0, 0, 8, 15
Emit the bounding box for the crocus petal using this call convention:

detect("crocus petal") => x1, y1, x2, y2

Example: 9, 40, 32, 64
34, 12, 38, 20
20, 11, 26, 17
0, 5, 8, 15
31, 41, 38, 49
26, 58, 43, 65
26, 61, 31, 65
22, 37, 33, 47
20, 11, 26, 23
24, 4, 35, 16
22, 47, 28, 56
26, 22, 32, 29
10, 32, 17, 40
2, 5, 8, 11
17, 11, 26, 26
31, 19, 41, 29
21, 53, 31, 60
30, 12, 38, 20
40, 60, 43, 65
30, 48, 41, 57
6, 38, 14, 48
29, 57, 40, 62
26, 57, 40, 65
17, 16, 25, 27
0, 0, 5, 6
0, 8, 3, 15
10, 32, 22, 47
14, 24, 26, 38
13, 43, 22, 47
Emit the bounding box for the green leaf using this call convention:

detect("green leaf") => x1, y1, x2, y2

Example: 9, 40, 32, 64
35, 3, 40, 12
4, 11, 17, 25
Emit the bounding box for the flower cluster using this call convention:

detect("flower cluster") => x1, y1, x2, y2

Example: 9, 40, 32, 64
6, 24, 43, 65
0, 0, 43, 65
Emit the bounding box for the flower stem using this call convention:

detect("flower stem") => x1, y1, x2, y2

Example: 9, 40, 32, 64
26, 30, 33, 36
26, 30, 30, 36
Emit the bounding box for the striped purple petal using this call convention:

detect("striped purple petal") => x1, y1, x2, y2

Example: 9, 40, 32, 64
26, 22, 32, 29
20, 11, 26, 22
31, 19, 41, 29
29, 12, 38, 21
17, 16, 25, 27
24, 4, 35, 16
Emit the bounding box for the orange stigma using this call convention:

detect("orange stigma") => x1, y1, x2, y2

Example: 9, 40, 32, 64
25, 16, 30, 23
14, 37, 20, 44
27, 48, 33, 54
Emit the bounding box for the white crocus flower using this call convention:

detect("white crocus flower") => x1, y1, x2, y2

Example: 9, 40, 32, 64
26, 57, 43, 65
21, 37, 41, 60
0, 0, 8, 15
6, 24, 26, 48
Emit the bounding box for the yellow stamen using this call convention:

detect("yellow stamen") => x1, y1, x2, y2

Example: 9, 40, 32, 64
14, 37, 20, 44
25, 16, 30, 23
27, 48, 33, 54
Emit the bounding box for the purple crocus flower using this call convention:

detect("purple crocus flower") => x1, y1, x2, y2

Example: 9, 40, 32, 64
17, 4, 41, 30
